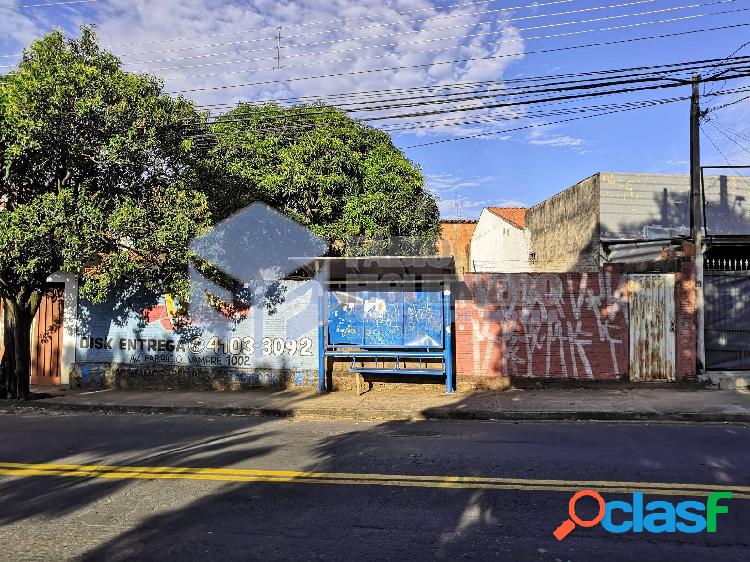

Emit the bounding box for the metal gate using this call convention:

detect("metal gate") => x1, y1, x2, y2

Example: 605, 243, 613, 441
628, 274, 676, 381
705, 273, 750, 370
30, 284, 64, 385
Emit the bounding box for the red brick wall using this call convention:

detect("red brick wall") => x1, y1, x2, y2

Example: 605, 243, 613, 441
438, 222, 477, 274
454, 272, 630, 381
675, 260, 697, 380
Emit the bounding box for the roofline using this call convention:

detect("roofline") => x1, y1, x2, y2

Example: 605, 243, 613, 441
482, 207, 526, 229
527, 172, 601, 211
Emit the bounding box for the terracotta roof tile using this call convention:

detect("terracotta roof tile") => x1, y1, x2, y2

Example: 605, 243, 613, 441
487, 207, 527, 229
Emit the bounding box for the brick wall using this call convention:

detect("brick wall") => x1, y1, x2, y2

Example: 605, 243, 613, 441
454, 272, 629, 382
675, 260, 697, 379
437, 221, 477, 274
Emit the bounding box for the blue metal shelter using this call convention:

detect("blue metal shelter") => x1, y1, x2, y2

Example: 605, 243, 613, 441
314, 257, 455, 393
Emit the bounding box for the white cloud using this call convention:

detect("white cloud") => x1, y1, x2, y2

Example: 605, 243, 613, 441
0, 0, 528, 137
0, 0, 43, 56
427, 172, 526, 219
528, 135, 583, 147
526, 120, 585, 151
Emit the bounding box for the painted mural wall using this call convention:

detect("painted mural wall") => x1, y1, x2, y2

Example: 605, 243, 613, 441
75, 280, 320, 373
455, 272, 629, 380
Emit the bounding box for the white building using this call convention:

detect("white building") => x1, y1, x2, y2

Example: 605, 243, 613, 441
470, 207, 531, 272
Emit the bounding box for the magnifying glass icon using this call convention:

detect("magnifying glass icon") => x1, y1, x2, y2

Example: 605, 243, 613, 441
553, 490, 606, 541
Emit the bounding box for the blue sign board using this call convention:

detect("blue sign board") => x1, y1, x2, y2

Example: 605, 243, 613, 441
404, 291, 443, 347
327, 290, 444, 348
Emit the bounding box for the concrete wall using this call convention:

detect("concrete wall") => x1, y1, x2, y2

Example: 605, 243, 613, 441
72, 280, 320, 390
437, 221, 477, 275
599, 172, 690, 240
525, 174, 600, 272
470, 210, 531, 273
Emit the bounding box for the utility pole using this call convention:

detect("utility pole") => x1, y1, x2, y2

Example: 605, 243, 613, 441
276, 27, 282, 69
689, 74, 705, 375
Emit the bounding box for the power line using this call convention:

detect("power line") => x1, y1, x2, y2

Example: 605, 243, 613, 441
186, 84, 750, 150
709, 121, 750, 155
705, 92, 750, 114
186, 58, 750, 138
383, 96, 689, 132
405, 82, 750, 148
701, 124, 750, 184
188, 95, 686, 144
185, 76, 750, 145
709, 121, 750, 142
121, 0, 660, 63
158, 5, 744, 81
0, 8, 709, 72
195, 60, 750, 128
320, 61, 750, 115
106, 0, 577, 50
0, 0, 579, 61
169, 20, 750, 95
192, 55, 750, 112
240, 70, 750, 125
2, 0, 97, 9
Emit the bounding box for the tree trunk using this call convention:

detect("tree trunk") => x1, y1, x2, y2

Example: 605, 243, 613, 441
13, 302, 34, 401
1, 300, 17, 399
4, 298, 35, 401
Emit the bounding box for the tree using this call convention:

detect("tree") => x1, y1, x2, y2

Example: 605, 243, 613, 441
0, 27, 210, 399
203, 103, 440, 254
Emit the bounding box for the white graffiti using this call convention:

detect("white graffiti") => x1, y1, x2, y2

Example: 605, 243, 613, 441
463, 273, 628, 379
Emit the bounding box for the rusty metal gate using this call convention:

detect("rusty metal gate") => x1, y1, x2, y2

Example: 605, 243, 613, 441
705, 272, 750, 370
628, 274, 675, 381
30, 284, 64, 385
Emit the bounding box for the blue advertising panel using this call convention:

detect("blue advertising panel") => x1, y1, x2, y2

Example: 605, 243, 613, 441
327, 291, 364, 345
403, 291, 443, 348
363, 291, 403, 346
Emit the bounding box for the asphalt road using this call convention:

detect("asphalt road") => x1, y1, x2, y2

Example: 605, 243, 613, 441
0, 411, 748, 561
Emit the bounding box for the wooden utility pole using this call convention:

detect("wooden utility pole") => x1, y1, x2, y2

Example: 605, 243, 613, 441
689, 74, 705, 374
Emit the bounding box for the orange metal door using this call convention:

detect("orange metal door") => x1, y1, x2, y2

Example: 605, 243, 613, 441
30, 284, 64, 385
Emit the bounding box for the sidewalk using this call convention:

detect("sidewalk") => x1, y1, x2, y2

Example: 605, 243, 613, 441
3, 385, 750, 422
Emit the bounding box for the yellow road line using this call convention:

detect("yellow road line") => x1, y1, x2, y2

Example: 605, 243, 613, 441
0, 461, 748, 492
0, 462, 747, 498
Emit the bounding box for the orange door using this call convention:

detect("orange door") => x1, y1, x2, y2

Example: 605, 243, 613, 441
30, 284, 64, 385
0, 300, 4, 360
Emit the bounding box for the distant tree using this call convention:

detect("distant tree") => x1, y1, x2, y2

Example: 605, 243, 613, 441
203, 103, 440, 254
0, 27, 210, 399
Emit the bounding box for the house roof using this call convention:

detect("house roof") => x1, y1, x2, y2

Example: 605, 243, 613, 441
487, 207, 527, 229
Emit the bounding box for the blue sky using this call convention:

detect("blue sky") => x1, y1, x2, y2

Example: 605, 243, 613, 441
2, 0, 749, 218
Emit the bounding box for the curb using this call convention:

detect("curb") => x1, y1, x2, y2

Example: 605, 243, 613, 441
2, 399, 749, 423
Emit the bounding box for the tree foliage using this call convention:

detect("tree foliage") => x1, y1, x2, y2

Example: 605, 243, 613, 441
204, 103, 440, 254
0, 28, 441, 399
0, 27, 210, 398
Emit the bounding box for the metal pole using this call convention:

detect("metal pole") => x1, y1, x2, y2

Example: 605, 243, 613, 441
317, 288, 326, 393
690, 74, 705, 375
276, 27, 282, 69
443, 286, 455, 393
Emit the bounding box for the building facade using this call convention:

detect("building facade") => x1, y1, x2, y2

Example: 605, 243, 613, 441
470, 207, 530, 272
